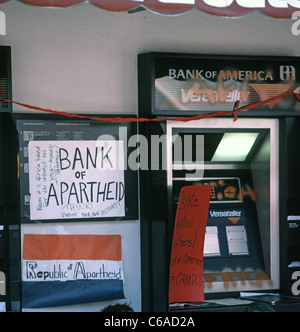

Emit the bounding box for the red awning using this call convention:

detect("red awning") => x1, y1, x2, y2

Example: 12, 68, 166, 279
0, 0, 299, 18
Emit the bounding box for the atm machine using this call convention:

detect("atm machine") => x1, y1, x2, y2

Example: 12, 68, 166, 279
138, 53, 300, 312
168, 118, 279, 295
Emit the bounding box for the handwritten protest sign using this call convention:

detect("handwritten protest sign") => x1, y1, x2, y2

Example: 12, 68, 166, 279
169, 185, 211, 305
28, 140, 125, 220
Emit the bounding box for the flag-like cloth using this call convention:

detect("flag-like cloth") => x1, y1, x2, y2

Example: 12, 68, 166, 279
22, 234, 124, 308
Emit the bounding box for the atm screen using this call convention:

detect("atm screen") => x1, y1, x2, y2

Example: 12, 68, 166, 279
203, 178, 250, 259
173, 174, 264, 264
173, 172, 268, 293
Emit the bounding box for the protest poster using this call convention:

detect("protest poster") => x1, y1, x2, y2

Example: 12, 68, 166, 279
28, 140, 125, 221
169, 185, 211, 305
22, 234, 124, 308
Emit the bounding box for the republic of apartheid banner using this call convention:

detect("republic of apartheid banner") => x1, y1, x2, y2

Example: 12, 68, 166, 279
22, 234, 125, 308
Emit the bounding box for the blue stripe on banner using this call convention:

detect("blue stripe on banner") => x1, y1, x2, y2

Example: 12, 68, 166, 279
22, 280, 125, 308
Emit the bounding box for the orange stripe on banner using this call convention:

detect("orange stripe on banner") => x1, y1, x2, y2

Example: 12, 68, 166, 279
23, 234, 122, 261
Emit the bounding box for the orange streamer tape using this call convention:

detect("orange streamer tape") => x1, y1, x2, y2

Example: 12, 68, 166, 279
0, 87, 299, 123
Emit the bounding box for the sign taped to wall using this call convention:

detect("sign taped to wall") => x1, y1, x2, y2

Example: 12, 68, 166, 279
22, 234, 125, 308
28, 140, 125, 221
169, 185, 211, 305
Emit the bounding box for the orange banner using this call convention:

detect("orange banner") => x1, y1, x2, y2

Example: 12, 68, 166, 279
23, 234, 122, 261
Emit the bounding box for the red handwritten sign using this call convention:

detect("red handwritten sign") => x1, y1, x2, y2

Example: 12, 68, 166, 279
169, 185, 211, 305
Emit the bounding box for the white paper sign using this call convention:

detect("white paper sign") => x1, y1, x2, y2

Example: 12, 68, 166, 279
28, 141, 125, 220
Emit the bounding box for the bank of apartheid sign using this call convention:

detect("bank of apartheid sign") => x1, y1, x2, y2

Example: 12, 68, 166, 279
2, 0, 300, 18
28, 140, 125, 221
